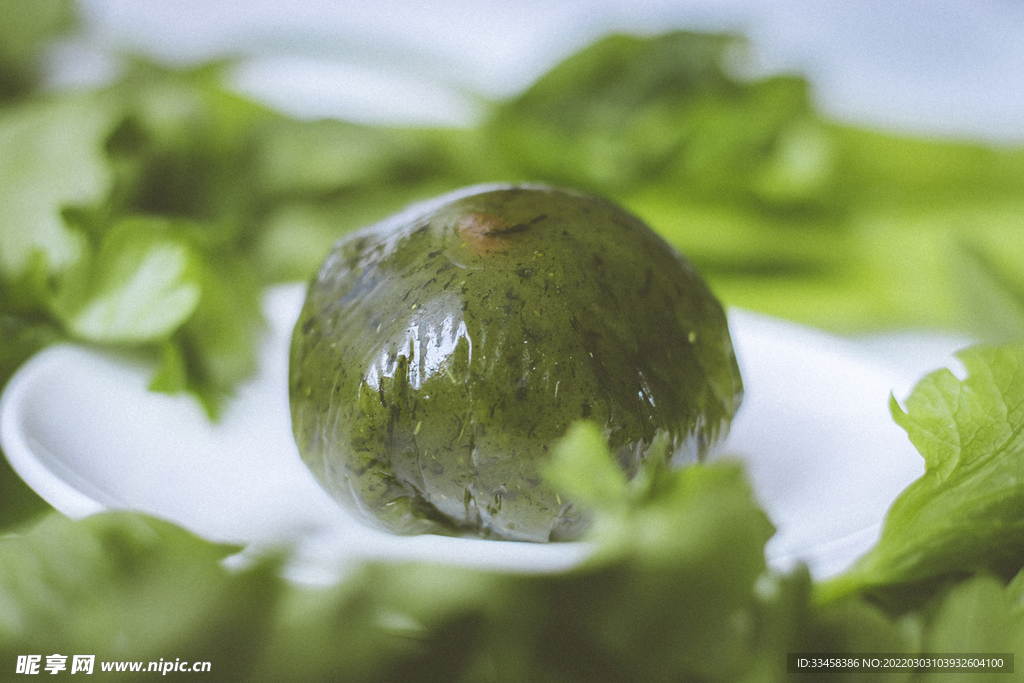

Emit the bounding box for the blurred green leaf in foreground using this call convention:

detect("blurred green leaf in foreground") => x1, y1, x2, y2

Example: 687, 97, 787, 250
6, 417, 1024, 682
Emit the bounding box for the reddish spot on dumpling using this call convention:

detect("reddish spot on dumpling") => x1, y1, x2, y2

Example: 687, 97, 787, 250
458, 212, 528, 256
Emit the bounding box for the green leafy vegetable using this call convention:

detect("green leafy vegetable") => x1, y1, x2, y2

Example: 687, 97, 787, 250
0, 93, 113, 277
49, 216, 201, 342
0, 0, 76, 103
819, 343, 1024, 606
543, 421, 632, 516
0, 64, 276, 414
917, 576, 1024, 665
0, 512, 278, 680
487, 32, 814, 202
4, 424, 1024, 681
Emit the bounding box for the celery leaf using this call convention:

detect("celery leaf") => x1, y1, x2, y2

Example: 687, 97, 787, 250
819, 342, 1024, 603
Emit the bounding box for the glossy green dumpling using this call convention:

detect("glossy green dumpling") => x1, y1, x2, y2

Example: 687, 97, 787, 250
289, 184, 742, 541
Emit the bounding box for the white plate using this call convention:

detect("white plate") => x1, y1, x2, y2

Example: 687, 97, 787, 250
0, 284, 971, 583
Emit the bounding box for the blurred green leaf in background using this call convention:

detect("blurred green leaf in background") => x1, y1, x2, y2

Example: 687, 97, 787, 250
5, 14, 1024, 417
0, 0, 76, 103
